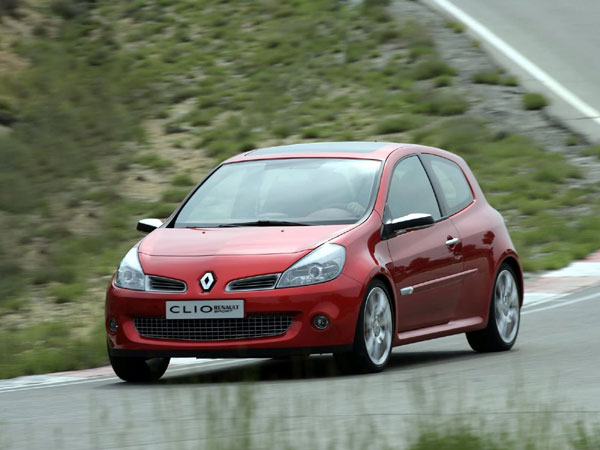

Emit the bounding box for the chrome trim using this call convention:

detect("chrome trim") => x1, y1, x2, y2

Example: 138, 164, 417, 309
145, 275, 187, 293
445, 237, 460, 246
400, 286, 414, 296
225, 273, 281, 292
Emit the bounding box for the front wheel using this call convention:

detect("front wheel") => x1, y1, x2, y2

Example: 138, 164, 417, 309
108, 347, 170, 382
466, 264, 520, 352
335, 280, 394, 373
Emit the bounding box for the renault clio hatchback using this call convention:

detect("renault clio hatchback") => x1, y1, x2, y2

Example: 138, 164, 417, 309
106, 142, 522, 382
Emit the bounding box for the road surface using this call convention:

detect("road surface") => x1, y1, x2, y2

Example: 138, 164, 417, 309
423, 0, 600, 142
2, 284, 600, 449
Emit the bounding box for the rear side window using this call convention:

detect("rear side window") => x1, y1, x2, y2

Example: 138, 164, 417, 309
427, 156, 473, 215
386, 156, 441, 221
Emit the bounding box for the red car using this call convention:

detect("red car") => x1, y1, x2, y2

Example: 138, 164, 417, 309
106, 142, 522, 381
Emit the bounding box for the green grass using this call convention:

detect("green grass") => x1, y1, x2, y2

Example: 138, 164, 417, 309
374, 115, 425, 135
0, 321, 107, 379
523, 92, 549, 110
0, 0, 598, 378
444, 20, 464, 33
472, 70, 519, 86
133, 154, 173, 170
161, 188, 189, 203
581, 145, 600, 159
170, 173, 195, 186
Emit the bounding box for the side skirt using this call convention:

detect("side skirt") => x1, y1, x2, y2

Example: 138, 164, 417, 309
395, 317, 484, 346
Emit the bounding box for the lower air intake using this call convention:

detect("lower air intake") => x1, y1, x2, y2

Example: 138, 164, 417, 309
133, 315, 293, 341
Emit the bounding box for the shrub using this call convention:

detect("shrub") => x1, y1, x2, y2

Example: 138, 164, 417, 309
133, 154, 172, 170
444, 20, 464, 33
171, 173, 195, 186
0, 0, 21, 16
523, 93, 548, 110
412, 58, 456, 80
581, 145, 600, 159
472, 71, 501, 85
161, 188, 189, 203
413, 91, 468, 116
374, 115, 423, 134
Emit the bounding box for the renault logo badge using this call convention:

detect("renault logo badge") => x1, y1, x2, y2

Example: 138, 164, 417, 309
200, 272, 216, 292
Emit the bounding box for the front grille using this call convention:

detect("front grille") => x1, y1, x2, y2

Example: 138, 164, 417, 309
147, 276, 187, 293
226, 274, 280, 291
134, 315, 293, 341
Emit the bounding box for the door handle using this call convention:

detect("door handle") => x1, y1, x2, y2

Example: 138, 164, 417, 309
445, 237, 460, 246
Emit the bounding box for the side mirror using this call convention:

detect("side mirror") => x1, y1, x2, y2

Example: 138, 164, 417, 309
137, 218, 164, 233
382, 213, 434, 239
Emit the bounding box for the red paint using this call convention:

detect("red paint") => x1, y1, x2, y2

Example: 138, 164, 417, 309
106, 143, 522, 357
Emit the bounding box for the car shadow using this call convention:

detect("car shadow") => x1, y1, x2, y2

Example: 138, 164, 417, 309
144, 349, 479, 386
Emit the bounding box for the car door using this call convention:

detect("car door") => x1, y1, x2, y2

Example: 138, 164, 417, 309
421, 153, 485, 321
384, 155, 464, 331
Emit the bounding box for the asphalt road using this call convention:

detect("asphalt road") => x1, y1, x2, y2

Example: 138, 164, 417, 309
423, 0, 600, 142
2, 285, 600, 450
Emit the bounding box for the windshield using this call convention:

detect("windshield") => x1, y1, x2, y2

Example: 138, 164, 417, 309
174, 158, 382, 227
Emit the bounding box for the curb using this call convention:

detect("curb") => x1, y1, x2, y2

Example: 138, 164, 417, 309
524, 249, 600, 305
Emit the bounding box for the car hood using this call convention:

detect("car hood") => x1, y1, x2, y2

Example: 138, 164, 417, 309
138, 225, 354, 257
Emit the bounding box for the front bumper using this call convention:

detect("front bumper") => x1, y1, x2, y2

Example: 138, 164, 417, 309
105, 273, 364, 357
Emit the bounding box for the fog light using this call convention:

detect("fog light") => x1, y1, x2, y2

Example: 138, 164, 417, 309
108, 317, 119, 333
313, 314, 330, 330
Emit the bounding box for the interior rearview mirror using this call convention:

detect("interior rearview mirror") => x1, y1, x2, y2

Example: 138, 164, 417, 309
137, 218, 164, 233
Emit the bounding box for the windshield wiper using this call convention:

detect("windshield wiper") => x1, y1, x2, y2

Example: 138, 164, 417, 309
218, 220, 308, 227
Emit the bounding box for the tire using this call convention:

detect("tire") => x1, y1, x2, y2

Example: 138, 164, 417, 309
334, 280, 394, 373
466, 263, 520, 352
108, 347, 170, 382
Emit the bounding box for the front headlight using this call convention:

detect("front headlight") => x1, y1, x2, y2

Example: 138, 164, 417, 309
277, 243, 346, 288
114, 246, 145, 291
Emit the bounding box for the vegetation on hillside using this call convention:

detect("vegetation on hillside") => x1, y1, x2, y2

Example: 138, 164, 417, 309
0, 0, 599, 377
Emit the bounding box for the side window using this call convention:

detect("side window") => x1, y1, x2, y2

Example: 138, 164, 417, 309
427, 156, 474, 215
386, 156, 441, 220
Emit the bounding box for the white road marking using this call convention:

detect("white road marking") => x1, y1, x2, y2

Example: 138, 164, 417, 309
522, 292, 565, 308
0, 359, 256, 394
429, 0, 600, 126
522, 291, 600, 315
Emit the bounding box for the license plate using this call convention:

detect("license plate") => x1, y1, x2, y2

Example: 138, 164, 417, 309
166, 300, 244, 319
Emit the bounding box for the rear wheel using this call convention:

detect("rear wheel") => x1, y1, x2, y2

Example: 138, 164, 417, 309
466, 264, 520, 352
335, 280, 394, 373
108, 347, 170, 382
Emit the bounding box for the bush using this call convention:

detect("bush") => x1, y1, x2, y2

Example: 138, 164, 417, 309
413, 91, 468, 116
444, 20, 464, 33
171, 173, 195, 186
0, 0, 20, 16
412, 58, 456, 80
161, 188, 189, 203
472, 71, 501, 85
523, 93, 548, 110
581, 145, 600, 159
374, 115, 423, 134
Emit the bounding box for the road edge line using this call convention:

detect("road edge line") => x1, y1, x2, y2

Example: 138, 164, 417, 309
428, 0, 600, 126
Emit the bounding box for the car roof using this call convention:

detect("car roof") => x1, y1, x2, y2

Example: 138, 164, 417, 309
224, 141, 408, 162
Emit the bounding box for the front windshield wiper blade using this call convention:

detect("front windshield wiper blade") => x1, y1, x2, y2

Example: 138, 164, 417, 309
218, 220, 308, 227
